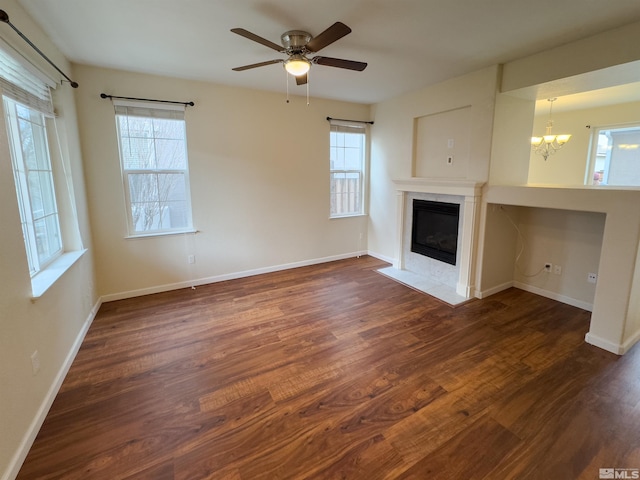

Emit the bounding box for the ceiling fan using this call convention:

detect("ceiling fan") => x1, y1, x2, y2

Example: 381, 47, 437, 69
231, 22, 367, 85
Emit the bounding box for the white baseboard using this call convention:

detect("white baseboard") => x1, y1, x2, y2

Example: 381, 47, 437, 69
475, 281, 514, 299
621, 327, 640, 354
585, 332, 624, 355
3, 297, 102, 480
366, 250, 394, 265
101, 251, 369, 302
513, 281, 593, 312
477, 281, 593, 312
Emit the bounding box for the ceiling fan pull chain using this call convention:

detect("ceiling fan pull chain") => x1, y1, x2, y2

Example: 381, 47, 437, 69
306, 70, 310, 106
286, 69, 290, 104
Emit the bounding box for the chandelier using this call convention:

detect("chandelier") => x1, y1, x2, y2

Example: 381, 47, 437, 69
531, 98, 571, 160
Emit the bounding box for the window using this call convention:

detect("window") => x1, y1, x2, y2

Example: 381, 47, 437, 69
588, 124, 640, 186
1, 44, 85, 296
329, 120, 366, 217
114, 102, 193, 236
4, 96, 62, 275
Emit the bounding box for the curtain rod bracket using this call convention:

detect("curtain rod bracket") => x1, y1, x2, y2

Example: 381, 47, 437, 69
0, 9, 79, 88
100, 93, 194, 107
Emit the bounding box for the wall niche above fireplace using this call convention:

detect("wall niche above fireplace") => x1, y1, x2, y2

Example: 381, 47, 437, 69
411, 199, 460, 265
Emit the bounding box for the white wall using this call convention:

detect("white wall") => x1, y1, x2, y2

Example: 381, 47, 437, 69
501, 21, 640, 94
476, 203, 519, 296
368, 66, 499, 261
0, 2, 98, 479
488, 93, 535, 185
626, 244, 640, 346
528, 100, 640, 185
477, 203, 606, 313
512, 207, 605, 310
72, 65, 371, 299
414, 106, 471, 178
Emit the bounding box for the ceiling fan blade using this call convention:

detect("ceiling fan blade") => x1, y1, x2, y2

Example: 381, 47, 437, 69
232, 59, 283, 71
231, 28, 283, 52
313, 56, 367, 71
296, 73, 308, 85
306, 22, 351, 52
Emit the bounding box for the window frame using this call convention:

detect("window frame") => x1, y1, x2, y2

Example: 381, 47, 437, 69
114, 102, 194, 238
586, 122, 640, 186
329, 121, 367, 219
3, 95, 63, 276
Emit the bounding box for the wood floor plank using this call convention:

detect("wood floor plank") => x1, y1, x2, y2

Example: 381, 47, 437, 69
395, 413, 521, 479
16, 256, 640, 479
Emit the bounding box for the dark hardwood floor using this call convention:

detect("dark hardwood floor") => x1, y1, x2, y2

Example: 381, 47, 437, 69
17, 256, 640, 479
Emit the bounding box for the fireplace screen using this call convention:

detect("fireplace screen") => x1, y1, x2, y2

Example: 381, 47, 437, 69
411, 200, 460, 265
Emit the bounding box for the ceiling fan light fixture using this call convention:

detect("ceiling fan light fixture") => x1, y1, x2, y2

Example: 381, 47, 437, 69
284, 55, 310, 76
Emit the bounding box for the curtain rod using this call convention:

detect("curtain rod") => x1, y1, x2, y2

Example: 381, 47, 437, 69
326, 116, 374, 125
0, 10, 78, 88
100, 93, 195, 107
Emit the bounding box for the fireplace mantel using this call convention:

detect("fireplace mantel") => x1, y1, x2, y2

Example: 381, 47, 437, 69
393, 178, 485, 197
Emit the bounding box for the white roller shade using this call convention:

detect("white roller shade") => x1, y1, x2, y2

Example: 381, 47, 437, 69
329, 118, 367, 134
113, 99, 185, 120
0, 41, 54, 116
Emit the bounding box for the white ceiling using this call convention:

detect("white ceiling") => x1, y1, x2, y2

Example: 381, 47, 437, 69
15, 0, 640, 105
535, 82, 640, 115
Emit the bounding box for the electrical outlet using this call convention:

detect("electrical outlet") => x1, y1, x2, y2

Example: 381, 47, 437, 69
188, 255, 195, 264
544, 263, 552, 273
553, 265, 562, 275
31, 350, 40, 375
588, 272, 597, 284
446, 155, 453, 165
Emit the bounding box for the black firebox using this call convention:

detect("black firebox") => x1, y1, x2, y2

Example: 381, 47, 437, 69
411, 200, 460, 266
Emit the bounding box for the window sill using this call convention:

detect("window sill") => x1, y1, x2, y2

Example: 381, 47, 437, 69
31, 249, 88, 299
125, 229, 198, 239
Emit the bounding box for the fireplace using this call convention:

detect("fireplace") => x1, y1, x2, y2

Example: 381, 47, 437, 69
411, 199, 460, 265
390, 179, 484, 300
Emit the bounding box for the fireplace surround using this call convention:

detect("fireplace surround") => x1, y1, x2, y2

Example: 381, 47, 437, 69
386, 178, 484, 303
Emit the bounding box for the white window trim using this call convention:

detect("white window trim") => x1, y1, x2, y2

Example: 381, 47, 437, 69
329, 121, 368, 219
4, 95, 64, 277
586, 121, 640, 186
125, 229, 199, 240
114, 100, 194, 237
